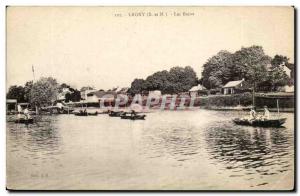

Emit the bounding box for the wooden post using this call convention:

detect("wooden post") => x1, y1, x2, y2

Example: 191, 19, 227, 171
252, 83, 255, 108
277, 99, 280, 117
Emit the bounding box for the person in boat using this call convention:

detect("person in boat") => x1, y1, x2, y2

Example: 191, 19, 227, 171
130, 110, 137, 117
249, 107, 257, 121
23, 107, 31, 120
262, 106, 270, 120
17, 104, 22, 119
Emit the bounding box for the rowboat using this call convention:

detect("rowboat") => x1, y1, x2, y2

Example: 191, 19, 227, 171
233, 118, 286, 127
108, 111, 123, 117
15, 118, 34, 124
74, 112, 88, 116
87, 112, 98, 116
120, 113, 146, 120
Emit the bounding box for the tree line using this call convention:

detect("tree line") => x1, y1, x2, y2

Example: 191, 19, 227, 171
201, 46, 293, 91
7, 45, 294, 106
6, 77, 81, 107
128, 45, 294, 95
128, 66, 198, 95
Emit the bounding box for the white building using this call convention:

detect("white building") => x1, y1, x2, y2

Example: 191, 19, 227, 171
80, 87, 96, 100
148, 90, 162, 98
222, 79, 245, 95
282, 64, 291, 78
57, 88, 72, 101
86, 90, 117, 103
189, 84, 206, 97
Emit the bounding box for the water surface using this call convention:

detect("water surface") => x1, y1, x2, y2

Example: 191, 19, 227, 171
7, 110, 294, 190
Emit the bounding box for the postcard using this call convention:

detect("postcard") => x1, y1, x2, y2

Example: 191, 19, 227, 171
6, 6, 294, 190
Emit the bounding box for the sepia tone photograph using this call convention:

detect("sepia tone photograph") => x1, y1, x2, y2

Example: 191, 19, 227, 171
6, 6, 295, 190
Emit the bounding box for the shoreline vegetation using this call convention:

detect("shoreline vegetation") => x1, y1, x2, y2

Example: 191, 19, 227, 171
64, 92, 294, 112
6, 46, 294, 114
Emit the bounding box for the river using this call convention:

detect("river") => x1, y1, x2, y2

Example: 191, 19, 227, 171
6, 110, 294, 190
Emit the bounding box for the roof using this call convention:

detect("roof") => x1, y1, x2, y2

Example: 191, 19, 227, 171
7, 99, 17, 103
87, 90, 117, 98
223, 79, 244, 88
189, 84, 206, 92
117, 87, 129, 93
80, 86, 94, 91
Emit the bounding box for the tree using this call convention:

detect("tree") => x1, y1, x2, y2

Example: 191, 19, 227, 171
167, 66, 198, 93
271, 54, 294, 80
6, 85, 26, 102
271, 55, 289, 67
138, 66, 198, 94
59, 83, 81, 102
24, 81, 33, 102
29, 77, 59, 107
146, 70, 169, 91
128, 79, 148, 95
267, 66, 290, 91
201, 50, 233, 89
201, 46, 272, 90
232, 46, 271, 83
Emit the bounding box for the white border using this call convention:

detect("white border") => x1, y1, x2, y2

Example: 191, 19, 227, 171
0, 0, 298, 195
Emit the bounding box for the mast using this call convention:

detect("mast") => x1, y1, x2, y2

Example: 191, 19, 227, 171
277, 99, 280, 117
32, 65, 39, 114
32, 65, 36, 82
252, 82, 255, 108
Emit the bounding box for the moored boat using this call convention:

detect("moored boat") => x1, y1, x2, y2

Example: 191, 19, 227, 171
87, 111, 98, 116
108, 111, 123, 117
233, 118, 286, 127
120, 113, 146, 120
74, 112, 88, 116
15, 118, 34, 124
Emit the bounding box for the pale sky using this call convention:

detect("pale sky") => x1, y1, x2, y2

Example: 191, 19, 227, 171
7, 6, 294, 90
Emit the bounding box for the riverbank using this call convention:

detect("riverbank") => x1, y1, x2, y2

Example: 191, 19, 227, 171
204, 106, 294, 113
62, 92, 294, 112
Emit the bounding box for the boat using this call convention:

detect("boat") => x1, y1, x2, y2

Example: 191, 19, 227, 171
108, 111, 123, 117
233, 118, 286, 127
87, 111, 98, 116
15, 118, 34, 124
120, 113, 146, 120
74, 112, 88, 116
74, 111, 98, 116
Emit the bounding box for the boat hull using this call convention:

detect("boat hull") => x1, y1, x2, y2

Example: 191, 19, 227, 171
15, 118, 34, 124
87, 112, 98, 116
108, 111, 123, 117
74, 113, 87, 116
120, 114, 146, 120
233, 118, 286, 127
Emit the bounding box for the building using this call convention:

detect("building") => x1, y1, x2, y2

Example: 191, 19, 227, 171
148, 90, 162, 98
222, 79, 245, 95
80, 87, 96, 100
282, 65, 291, 78
6, 99, 17, 111
189, 84, 207, 97
117, 87, 129, 95
57, 88, 72, 101
86, 90, 117, 103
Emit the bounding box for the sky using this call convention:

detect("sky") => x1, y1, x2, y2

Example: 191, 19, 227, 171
6, 6, 294, 90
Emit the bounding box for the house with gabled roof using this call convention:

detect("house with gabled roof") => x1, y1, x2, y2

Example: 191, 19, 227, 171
189, 84, 207, 97
222, 79, 246, 95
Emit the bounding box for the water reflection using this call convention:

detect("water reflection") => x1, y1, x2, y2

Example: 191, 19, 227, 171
205, 121, 293, 186
7, 116, 62, 162
141, 126, 201, 162
6, 111, 294, 190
